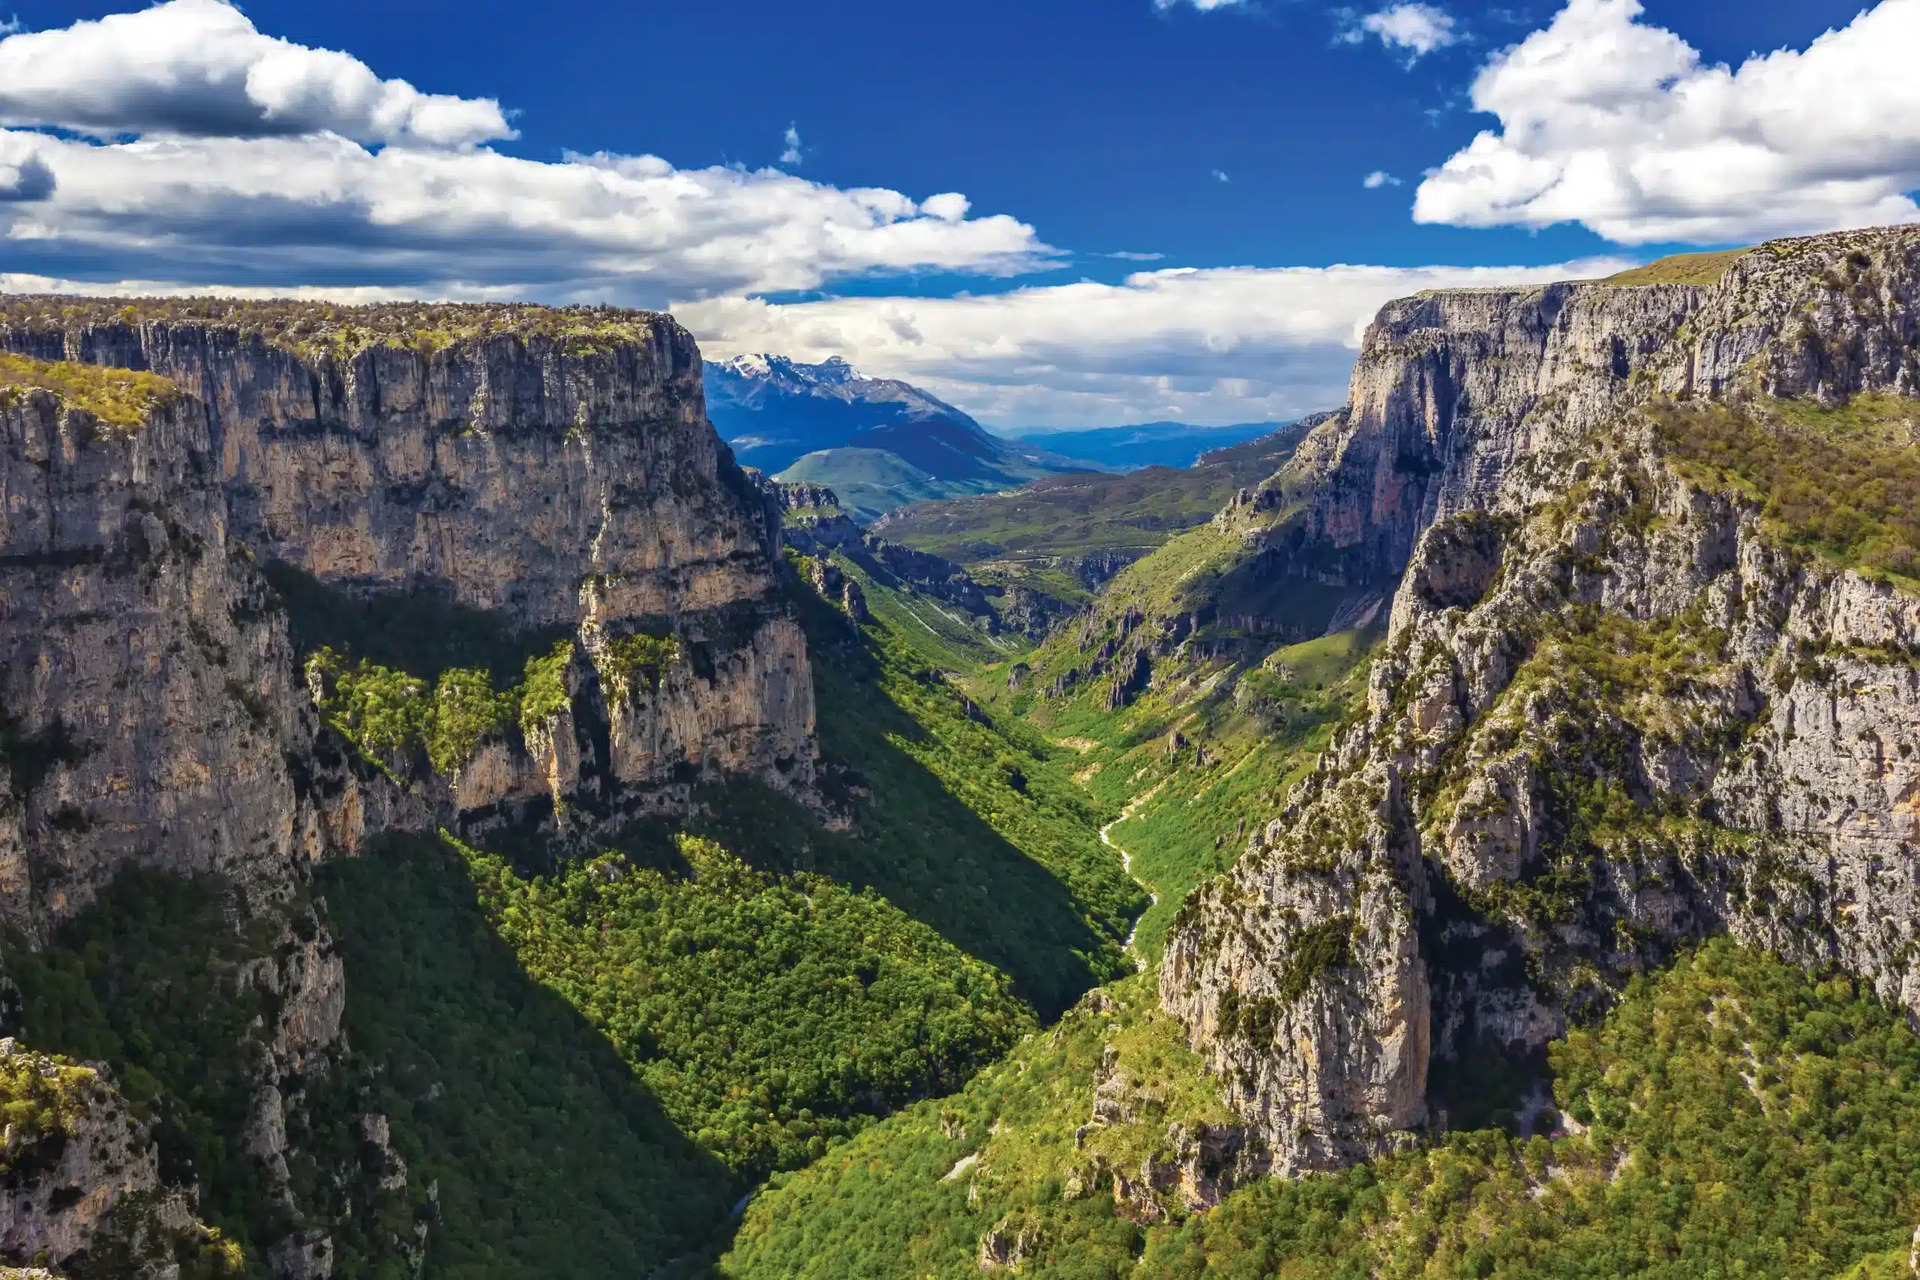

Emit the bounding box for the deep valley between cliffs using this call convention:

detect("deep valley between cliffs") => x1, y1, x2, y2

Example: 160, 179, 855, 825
9, 227, 1920, 1280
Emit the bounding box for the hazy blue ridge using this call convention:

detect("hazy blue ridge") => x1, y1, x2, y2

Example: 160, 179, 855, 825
999, 421, 1291, 471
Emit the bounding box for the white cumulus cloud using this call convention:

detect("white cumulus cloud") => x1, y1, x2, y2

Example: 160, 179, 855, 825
1340, 4, 1459, 61
781, 124, 803, 166
0, 3, 1057, 304
1155, 0, 1249, 10
1415, 0, 1920, 244
1364, 170, 1402, 188
676, 257, 1633, 427
0, 0, 511, 147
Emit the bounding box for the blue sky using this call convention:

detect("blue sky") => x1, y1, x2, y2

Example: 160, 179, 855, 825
1, 0, 1914, 424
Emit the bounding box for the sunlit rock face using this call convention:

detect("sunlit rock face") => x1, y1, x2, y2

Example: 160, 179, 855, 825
0, 301, 819, 827
1164, 226, 1920, 1174
0, 300, 824, 1276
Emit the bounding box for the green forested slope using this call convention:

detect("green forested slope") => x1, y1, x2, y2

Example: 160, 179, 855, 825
1006, 627, 1375, 963
713, 571, 1138, 1014
322, 839, 738, 1278
721, 973, 1228, 1280
2, 558, 1142, 1279
721, 941, 1920, 1280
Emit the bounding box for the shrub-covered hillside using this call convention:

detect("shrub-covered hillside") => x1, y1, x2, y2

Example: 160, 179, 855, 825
1, 552, 1143, 1279
721, 940, 1920, 1280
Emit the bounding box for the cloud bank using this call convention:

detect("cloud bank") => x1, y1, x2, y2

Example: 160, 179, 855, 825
676, 257, 1631, 427
1416, 0, 1920, 244
10, 0, 1879, 426
0, 0, 510, 146
0, 0, 1055, 303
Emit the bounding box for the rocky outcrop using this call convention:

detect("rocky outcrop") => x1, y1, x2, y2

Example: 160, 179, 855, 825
0, 1041, 230, 1278
1242, 227, 1920, 582
1163, 225, 1920, 1174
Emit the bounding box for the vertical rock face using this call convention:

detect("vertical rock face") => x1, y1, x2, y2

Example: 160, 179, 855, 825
0, 381, 398, 933
1251, 228, 1920, 584
0, 301, 817, 811
1164, 226, 1920, 1173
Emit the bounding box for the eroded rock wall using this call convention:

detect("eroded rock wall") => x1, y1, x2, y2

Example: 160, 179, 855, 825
0, 382, 421, 1274
0, 300, 819, 1275
0, 308, 816, 807
0, 385, 404, 932
1163, 225, 1920, 1172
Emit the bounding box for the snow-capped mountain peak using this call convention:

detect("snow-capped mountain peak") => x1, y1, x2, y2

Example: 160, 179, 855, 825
718, 353, 863, 388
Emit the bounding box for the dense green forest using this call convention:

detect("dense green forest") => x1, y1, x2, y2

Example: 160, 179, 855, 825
309, 574, 1149, 1275
0, 553, 1149, 1279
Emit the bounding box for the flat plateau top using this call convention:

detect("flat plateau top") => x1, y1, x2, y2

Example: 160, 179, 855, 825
0, 296, 675, 362
1596, 249, 1749, 288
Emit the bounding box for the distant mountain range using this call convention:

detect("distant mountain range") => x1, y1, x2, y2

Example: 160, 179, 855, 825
704, 355, 1090, 519
1000, 421, 1284, 471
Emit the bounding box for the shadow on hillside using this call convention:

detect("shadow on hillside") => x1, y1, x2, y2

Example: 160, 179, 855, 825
263, 560, 569, 686
691, 605, 1127, 1021
320, 833, 737, 1277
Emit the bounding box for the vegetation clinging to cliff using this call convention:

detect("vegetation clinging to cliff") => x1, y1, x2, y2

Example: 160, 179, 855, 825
1651, 394, 1920, 585
594, 632, 683, 703
0, 351, 179, 430
306, 643, 575, 778
307, 649, 518, 778
5, 870, 425, 1279
0, 1047, 102, 1180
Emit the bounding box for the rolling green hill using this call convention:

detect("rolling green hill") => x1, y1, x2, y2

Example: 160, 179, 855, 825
869, 423, 1314, 621
875, 425, 1309, 567
776, 447, 1048, 522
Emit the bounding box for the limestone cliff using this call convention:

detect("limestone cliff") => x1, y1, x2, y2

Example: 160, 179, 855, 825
1163, 225, 1920, 1173
0, 300, 817, 825
0, 362, 419, 1274
0, 367, 405, 935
